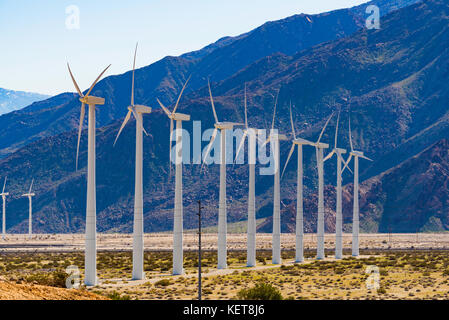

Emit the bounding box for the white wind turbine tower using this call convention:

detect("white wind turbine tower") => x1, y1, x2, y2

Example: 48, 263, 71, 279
113, 44, 152, 280
22, 179, 35, 238
157, 76, 191, 275
322, 111, 349, 259
263, 92, 288, 265
342, 116, 372, 257
203, 80, 243, 269
68, 62, 111, 286
235, 84, 260, 267
312, 113, 334, 260
281, 103, 315, 263
1, 177, 9, 239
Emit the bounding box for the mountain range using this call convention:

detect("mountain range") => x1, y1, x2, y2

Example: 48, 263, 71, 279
0, 88, 49, 116
4, 0, 449, 235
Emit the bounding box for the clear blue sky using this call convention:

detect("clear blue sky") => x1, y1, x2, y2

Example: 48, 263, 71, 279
0, 0, 369, 95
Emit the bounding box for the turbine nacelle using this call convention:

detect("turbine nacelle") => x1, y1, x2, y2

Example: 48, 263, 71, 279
335, 148, 347, 154
130, 105, 152, 114
214, 122, 243, 130
269, 133, 288, 142
312, 142, 329, 149
170, 113, 191, 122
0, 193, 9, 197
22, 193, 35, 197
79, 96, 105, 106
292, 138, 315, 146
351, 150, 372, 161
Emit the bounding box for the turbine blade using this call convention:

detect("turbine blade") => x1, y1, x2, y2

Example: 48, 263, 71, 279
289, 101, 296, 140
67, 63, 83, 97
157, 98, 172, 117
85, 64, 111, 97
338, 154, 353, 174
234, 130, 248, 163
2, 177, 6, 194
29, 179, 34, 194
271, 90, 279, 130
281, 144, 296, 180
201, 128, 218, 171
244, 83, 248, 129
131, 43, 138, 106
317, 112, 334, 144
323, 150, 336, 162
75, 103, 86, 171
335, 110, 340, 149
342, 154, 353, 173
172, 75, 191, 115
130, 107, 148, 136
360, 155, 373, 162
169, 118, 174, 170
261, 136, 271, 149
113, 110, 132, 146
349, 115, 354, 151
208, 79, 219, 123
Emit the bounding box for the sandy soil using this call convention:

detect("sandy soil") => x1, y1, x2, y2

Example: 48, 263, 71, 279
0, 233, 448, 252
0, 279, 106, 300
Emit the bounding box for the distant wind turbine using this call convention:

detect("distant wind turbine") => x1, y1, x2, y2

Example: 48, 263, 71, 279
157, 76, 191, 276
312, 113, 334, 260
323, 111, 348, 259
22, 179, 35, 239
235, 84, 260, 267
263, 92, 288, 265
68, 62, 111, 286
113, 44, 152, 280
1, 177, 9, 239
342, 115, 373, 257
203, 80, 243, 269
281, 103, 315, 263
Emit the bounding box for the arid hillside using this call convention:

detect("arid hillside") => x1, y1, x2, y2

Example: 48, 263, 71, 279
0, 279, 106, 300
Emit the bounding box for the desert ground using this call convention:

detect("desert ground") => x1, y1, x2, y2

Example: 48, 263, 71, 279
1, 233, 449, 300
0, 232, 448, 252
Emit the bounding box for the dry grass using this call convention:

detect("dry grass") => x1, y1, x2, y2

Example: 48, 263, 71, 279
2, 249, 449, 300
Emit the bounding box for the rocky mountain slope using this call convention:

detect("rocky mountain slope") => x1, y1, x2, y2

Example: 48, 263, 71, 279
260, 139, 449, 233
0, 0, 420, 158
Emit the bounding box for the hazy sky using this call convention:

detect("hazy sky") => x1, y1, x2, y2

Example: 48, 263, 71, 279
0, 0, 369, 95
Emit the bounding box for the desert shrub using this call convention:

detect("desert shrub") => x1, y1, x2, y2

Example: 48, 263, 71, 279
107, 291, 131, 300
377, 287, 387, 295
237, 283, 283, 300
25, 269, 67, 288
155, 279, 171, 287
335, 268, 345, 275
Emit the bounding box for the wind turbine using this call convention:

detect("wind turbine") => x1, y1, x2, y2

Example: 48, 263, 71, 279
323, 112, 348, 259
1, 177, 9, 239
22, 179, 35, 239
312, 113, 334, 260
281, 103, 315, 263
203, 80, 243, 269
157, 76, 191, 276
342, 116, 373, 257
113, 44, 152, 280
68, 62, 111, 286
263, 92, 288, 265
235, 84, 260, 267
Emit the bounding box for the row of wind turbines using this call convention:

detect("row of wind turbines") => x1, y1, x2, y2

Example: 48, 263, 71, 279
67, 45, 372, 286
0, 178, 35, 239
